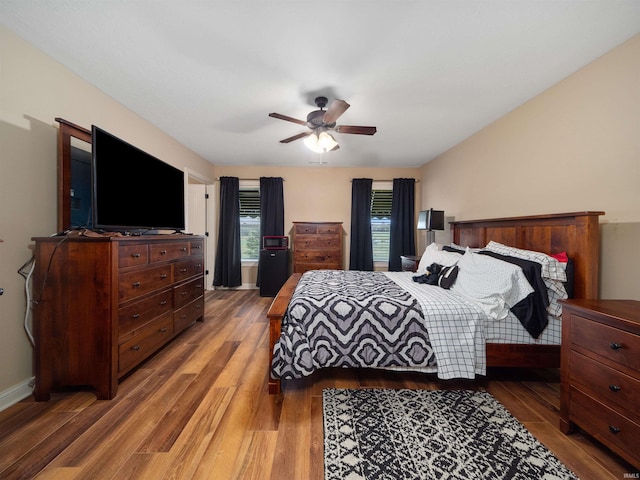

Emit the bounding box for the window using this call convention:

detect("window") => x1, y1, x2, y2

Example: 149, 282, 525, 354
371, 188, 392, 262
239, 188, 260, 261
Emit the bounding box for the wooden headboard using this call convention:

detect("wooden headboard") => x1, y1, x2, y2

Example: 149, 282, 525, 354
449, 211, 604, 300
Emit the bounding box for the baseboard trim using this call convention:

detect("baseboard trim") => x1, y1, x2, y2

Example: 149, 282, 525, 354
0, 377, 34, 412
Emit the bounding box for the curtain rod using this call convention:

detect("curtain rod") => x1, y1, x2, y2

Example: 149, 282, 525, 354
350, 179, 420, 183
216, 177, 285, 181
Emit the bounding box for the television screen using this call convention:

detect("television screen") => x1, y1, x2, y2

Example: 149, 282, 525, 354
92, 125, 185, 232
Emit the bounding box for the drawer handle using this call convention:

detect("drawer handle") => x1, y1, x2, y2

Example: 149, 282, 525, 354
160, 250, 167, 255
180, 268, 188, 273
132, 345, 141, 351
196, 264, 202, 268
180, 247, 187, 252
193, 245, 202, 249
609, 384, 622, 392
131, 253, 141, 258
608, 425, 621, 434
610, 342, 623, 350
159, 328, 168, 333
180, 314, 187, 319
132, 281, 141, 288
132, 313, 140, 319
160, 274, 167, 279
160, 300, 167, 306
181, 291, 188, 296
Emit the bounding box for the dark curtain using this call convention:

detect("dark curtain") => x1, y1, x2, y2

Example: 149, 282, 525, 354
388, 178, 416, 271
213, 176, 242, 287
257, 177, 285, 286
349, 178, 374, 271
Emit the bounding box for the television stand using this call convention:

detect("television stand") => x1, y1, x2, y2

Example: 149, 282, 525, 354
31, 234, 205, 400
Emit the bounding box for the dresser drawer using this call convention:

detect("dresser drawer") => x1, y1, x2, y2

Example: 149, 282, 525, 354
118, 288, 173, 340
293, 250, 341, 263
149, 242, 190, 263
118, 312, 174, 375
294, 263, 341, 274
174, 257, 204, 283
294, 223, 318, 235
571, 314, 640, 371
119, 264, 173, 302
118, 244, 149, 268
294, 234, 341, 251
190, 239, 204, 255
570, 388, 640, 466
174, 276, 204, 309
174, 297, 205, 333
570, 351, 640, 418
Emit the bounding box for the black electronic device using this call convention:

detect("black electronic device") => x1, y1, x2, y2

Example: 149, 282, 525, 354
91, 125, 185, 233
263, 236, 288, 250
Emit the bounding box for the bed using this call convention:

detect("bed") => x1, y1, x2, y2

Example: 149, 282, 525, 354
267, 211, 604, 394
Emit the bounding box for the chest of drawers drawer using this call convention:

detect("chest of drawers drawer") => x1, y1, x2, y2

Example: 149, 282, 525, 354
119, 264, 173, 302
174, 257, 204, 283
174, 297, 205, 333
118, 312, 174, 375
118, 243, 149, 268
118, 288, 173, 341
571, 314, 640, 371
174, 276, 205, 309
150, 242, 190, 262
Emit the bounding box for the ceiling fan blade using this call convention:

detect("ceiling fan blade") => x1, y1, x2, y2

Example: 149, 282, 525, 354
322, 99, 350, 124
335, 125, 377, 135
279, 132, 311, 143
269, 112, 307, 126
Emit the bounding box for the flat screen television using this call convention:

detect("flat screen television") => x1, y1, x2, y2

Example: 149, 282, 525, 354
92, 125, 185, 233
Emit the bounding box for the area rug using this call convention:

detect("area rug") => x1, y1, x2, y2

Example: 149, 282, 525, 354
322, 388, 578, 480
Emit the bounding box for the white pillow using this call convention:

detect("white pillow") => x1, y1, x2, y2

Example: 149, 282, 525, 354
450, 250, 534, 320
416, 243, 462, 275
484, 241, 566, 282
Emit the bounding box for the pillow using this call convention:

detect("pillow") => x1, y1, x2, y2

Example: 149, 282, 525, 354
450, 250, 534, 320
416, 243, 461, 275
438, 265, 459, 289
484, 241, 567, 282
551, 251, 569, 263
484, 241, 568, 317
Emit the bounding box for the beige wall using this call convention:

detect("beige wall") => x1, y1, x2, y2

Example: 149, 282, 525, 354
0, 26, 215, 402
213, 165, 422, 284
421, 34, 640, 299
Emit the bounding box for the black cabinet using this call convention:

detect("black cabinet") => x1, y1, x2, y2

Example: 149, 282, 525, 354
259, 250, 289, 297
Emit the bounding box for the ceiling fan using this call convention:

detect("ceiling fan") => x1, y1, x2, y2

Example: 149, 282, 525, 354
268, 96, 377, 153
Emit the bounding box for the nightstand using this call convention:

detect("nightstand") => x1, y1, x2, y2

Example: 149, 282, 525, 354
560, 299, 640, 468
400, 255, 421, 272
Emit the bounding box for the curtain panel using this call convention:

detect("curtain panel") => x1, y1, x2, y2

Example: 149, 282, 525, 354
213, 176, 242, 287
388, 178, 416, 271
349, 178, 374, 271
257, 177, 285, 286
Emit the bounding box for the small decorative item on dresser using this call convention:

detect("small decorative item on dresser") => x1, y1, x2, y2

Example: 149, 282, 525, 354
401, 255, 421, 272
560, 299, 640, 468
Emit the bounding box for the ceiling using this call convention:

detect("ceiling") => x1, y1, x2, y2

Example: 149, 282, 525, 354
2, 1, 639, 168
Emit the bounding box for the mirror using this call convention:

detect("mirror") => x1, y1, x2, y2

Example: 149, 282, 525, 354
56, 118, 92, 231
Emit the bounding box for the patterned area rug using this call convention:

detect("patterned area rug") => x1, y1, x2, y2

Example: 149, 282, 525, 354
323, 389, 578, 480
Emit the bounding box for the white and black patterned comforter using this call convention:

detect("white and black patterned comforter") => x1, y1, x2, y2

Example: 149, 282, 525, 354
271, 270, 487, 381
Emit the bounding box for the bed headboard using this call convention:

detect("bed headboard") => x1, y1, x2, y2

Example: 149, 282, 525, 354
449, 211, 604, 300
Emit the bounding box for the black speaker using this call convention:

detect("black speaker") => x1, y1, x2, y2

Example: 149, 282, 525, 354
259, 249, 289, 297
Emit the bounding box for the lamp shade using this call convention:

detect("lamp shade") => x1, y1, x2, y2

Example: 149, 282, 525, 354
417, 209, 445, 230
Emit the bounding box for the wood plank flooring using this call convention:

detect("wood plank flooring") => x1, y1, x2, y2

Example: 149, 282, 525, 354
0, 289, 637, 479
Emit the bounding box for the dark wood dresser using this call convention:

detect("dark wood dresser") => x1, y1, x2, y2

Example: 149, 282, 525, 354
291, 222, 343, 273
560, 299, 640, 468
32, 234, 205, 400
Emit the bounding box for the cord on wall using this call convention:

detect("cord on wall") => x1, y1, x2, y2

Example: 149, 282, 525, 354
18, 256, 36, 347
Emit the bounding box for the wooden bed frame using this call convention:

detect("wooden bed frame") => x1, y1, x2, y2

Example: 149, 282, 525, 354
267, 211, 604, 394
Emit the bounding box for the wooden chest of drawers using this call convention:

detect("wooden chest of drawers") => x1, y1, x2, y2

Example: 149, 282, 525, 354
32, 235, 205, 400
560, 299, 640, 468
292, 222, 343, 273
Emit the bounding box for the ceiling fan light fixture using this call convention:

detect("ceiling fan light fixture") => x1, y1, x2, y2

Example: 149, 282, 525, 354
304, 130, 338, 153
